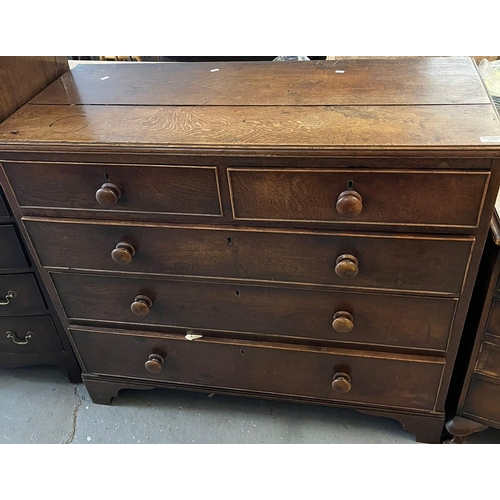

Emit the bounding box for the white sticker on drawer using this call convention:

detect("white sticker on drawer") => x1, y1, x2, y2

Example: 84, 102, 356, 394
185, 333, 203, 341
480, 136, 500, 143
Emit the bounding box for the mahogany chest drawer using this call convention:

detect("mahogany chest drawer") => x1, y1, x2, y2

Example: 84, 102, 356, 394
50, 272, 456, 351
228, 168, 489, 228
0, 315, 62, 353
4, 162, 222, 217
486, 298, 500, 335
0, 273, 46, 316
0, 189, 9, 218
71, 327, 444, 411
0, 225, 28, 269
26, 220, 472, 294
463, 378, 500, 425
475, 341, 500, 379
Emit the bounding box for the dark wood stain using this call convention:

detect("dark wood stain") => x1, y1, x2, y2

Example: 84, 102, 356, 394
25, 219, 473, 294
50, 272, 457, 351
2, 57, 500, 442
70, 326, 444, 411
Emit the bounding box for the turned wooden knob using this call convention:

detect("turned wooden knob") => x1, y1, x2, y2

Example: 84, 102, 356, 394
96, 182, 122, 208
145, 354, 164, 373
332, 311, 354, 333
335, 254, 359, 279
332, 372, 352, 393
336, 189, 363, 218
111, 242, 136, 265
131, 295, 153, 317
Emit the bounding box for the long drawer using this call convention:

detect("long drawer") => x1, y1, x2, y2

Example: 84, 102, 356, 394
50, 272, 457, 350
26, 219, 473, 294
0, 225, 28, 269
0, 273, 46, 316
71, 327, 444, 411
0, 315, 62, 354
228, 168, 489, 228
4, 162, 222, 217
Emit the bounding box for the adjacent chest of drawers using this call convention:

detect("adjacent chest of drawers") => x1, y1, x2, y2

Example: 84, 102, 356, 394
446, 197, 500, 442
1, 57, 499, 442
0, 183, 80, 381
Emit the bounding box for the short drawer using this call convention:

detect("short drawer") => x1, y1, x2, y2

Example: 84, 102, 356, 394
51, 273, 457, 350
0, 316, 62, 354
464, 378, 500, 425
486, 298, 500, 336
228, 169, 489, 228
71, 327, 444, 411
475, 341, 500, 379
26, 219, 473, 295
0, 189, 9, 218
4, 162, 222, 217
0, 225, 28, 269
0, 274, 46, 316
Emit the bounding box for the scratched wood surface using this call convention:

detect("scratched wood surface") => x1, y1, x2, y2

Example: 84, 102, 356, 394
1, 103, 500, 151
31, 58, 489, 106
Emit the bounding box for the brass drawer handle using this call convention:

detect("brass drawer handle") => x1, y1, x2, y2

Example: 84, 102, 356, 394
0, 290, 17, 306
145, 353, 165, 373
332, 372, 352, 393
111, 242, 136, 265
6, 330, 33, 345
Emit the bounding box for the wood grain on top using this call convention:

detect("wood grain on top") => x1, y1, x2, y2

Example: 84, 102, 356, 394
0, 102, 499, 151
30, 58, 489, 106
0, 56, 68, 122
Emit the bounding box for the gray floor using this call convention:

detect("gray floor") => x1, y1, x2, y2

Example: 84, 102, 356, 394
1, 365, 499, 444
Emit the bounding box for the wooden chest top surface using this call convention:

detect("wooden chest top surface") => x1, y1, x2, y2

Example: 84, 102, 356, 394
0, 57, 500, 155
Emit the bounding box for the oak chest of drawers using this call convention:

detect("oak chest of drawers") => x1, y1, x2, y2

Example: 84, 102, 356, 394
0, 57, 80, 381
1, 57, 500, 442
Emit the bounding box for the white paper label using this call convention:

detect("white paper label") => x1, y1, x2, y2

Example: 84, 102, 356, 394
185, 333, 203, 341
480, 136, 500, 143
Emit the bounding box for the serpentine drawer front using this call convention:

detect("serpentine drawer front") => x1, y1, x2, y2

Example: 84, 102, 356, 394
1, 57, 500, 443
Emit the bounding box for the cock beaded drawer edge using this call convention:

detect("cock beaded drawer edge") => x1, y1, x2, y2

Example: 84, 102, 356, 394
0, 57, 499, 443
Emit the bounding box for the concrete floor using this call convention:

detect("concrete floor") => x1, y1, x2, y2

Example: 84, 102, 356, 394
1, 365, 499, 444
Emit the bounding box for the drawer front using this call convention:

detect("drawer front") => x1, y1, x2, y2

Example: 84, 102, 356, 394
475, 341, 500, 379
51, 273, 456, 351
4, 162, 222, 216
464, 378, 500, 425
27, 220, 472, 294
0, 189, 9, 218
71, 328, 443, 411
486, 298, 500, 336
0, 316, 62, 354
0, 274, 46, 316
0, 225, 28, 269
228, 169, 489, 228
